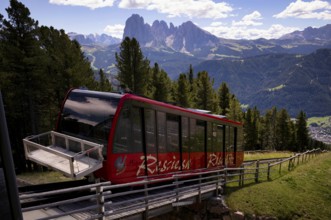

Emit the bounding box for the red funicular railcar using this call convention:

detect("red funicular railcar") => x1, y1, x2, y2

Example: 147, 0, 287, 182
24, 89, 244, 184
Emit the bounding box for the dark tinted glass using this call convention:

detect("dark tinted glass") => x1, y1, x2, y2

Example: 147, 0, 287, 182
181, 117, 189, 152
157, 112, 166, 153
59, 90, 121, 155
114, 106, 143, 153
166, 114, 179, 152
190, 119, 206, 152
144, 109, 156, 153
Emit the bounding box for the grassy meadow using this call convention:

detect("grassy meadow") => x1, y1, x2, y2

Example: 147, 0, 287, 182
226, 152, 331, 219
307, 116, 331, 127
244, 151, 293, 161
17, 170, 71, 185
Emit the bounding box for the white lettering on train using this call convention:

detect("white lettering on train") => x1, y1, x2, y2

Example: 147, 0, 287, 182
136, 155, 191, 176
207, 153, 223, 168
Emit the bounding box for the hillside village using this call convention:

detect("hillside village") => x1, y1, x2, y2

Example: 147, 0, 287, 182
309, 117, 331, 144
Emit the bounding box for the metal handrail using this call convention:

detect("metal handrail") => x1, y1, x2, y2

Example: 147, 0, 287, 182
20, 148, 323, 219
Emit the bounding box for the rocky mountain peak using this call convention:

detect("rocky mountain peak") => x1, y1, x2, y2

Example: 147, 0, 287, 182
123, 14, 219, 52
280, 24, 331, 41
123, 14, 153, 45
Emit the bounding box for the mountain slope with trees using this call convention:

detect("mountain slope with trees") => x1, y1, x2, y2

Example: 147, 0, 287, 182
195, 49, 331, 117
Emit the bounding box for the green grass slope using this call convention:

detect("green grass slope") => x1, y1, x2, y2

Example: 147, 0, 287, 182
226, 152, 331, 219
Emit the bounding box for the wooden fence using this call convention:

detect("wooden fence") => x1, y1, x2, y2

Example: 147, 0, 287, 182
224, 148, 322, 187
20, 148, 323, 220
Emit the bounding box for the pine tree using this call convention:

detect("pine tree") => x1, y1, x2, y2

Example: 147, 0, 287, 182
288, 119, 297, 151
153, 69, 172, 102
258, 116, 268, 150
275, 109, 291, 150
194, 71, 216, 112
243, 107, 260, 150
227, 95, 243, 122
38, 26, 97, 130
115, 37, 150, 95
296, 110, 309, 151
0, 0, 44, 171
175, 73, 191, 107
1, 0, 44, 134
218, 82, 230, 116
0, 1, 98, 171
97, 69, 112, 92
38, 26, 96, 90
188, 64, 194, 88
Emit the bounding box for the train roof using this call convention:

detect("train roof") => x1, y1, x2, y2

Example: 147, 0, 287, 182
67, 89, 242, 126
121, 92, 242, 126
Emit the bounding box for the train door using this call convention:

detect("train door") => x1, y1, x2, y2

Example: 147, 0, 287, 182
217, 125, 225, 166
143, 109, 158, 176
166, 113, 181, 173
112, 105, 144, 181
189, 119, 206, 169
225, 126, 236, 166
156, 112, 181, 174
207, 123, 224, 168
181, 117, 190, 171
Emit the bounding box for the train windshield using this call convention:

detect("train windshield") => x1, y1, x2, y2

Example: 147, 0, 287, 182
58, 89, 122, 148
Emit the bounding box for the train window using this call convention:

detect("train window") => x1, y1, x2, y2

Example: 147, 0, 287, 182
216, 125, 224, 153
59, 90, 121, 157
113, 106, 143, 153
131, 107, 143, 153
166, 114, 179, 152
144, 109, 156, 153
189, 119, 205, 152
157, 111, 166, 153
225, 126, 235, 152
189, 118, 196, 152
113, 107, 131, 153
207, 122, 213, 152
181, 117, 189, 152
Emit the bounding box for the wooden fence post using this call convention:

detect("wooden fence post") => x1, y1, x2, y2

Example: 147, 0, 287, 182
255, 160, 260, 183
241, 164, 245, 186
216, 171, 220, 195
238, 164, 244, 187
224, 166, 227, 188
96, 184, 105, 220
267, 162, 271, 181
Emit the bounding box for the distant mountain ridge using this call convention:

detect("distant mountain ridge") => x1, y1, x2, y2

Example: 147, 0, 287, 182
123, 14, 219, 54
68, 32, 121, 46
280, 24, 331, 41
72, 14, 331, 117
73, 14, 331, 59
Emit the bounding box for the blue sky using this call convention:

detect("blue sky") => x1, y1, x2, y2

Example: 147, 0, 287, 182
1, 0, 331, 39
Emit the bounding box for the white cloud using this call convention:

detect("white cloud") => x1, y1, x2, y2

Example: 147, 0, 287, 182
118, 0, 234, 19
104, 24, 125, 39
274, 0, 331, 20
49, 0, 115, 9
232, 11, 263, 26
203, 23, 299, 40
